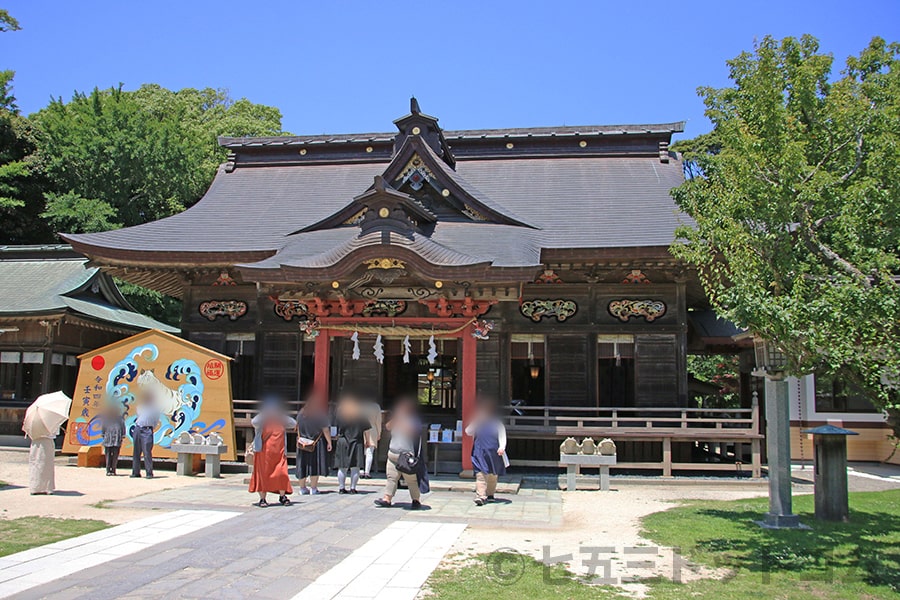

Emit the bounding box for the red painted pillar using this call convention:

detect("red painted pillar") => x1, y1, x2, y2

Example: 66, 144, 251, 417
461, 327, 477, 473
313, 330, 330, 406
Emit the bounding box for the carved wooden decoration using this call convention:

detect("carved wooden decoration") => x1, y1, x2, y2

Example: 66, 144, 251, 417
534, 269, 563, 284
271, 298, 310, 321
361, 300, 407, 317
198, 300, 247, 321
622, 269, 651, 284
520, 299, 577, 322
212, 271, 237, 286
420, 297, 496, 318
608, 299, 666, 322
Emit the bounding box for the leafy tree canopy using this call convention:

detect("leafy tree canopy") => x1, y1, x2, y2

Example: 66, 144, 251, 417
31, 84, 284, 233
672, 35, 900, 410
0, 8, 19, 33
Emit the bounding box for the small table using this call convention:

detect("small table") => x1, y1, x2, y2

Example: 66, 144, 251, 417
559, 454, 617, 491
430, 441, 461, 476
171, 444, 229, 478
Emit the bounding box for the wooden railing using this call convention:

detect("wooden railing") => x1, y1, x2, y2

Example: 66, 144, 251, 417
231, 397, 763, 477
503, 398, 762, 477
503, 402, 759, 434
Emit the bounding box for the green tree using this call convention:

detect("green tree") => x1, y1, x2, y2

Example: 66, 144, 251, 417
0, 9, 20, 33
31, 84, 284, 233
671, 35, 900, 414
0, 11, 51, 242
28, 84, 284, 324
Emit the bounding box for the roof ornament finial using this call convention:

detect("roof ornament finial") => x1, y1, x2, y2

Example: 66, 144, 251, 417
410, 96, 420, 115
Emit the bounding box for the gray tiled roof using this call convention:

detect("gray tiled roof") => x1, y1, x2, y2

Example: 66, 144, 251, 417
62, 297, 179, 332
63, 155, 686, 256
0, 259, 95, 313
0, 255, 177, 332
245, 224, 541, 271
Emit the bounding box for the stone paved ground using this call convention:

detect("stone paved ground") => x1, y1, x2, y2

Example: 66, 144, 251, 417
6, 479, 562, 599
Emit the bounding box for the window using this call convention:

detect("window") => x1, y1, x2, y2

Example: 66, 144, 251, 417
814, 374, 879, 413
0, 350, 45, 405
226, 333, 257, 400
50, 353, 78, 398
598, 335, 634, 407
511, 335, 545, 405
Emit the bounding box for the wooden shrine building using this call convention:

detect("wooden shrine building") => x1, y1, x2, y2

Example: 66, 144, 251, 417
0, 245, 177, 435
62, 100, 761, 475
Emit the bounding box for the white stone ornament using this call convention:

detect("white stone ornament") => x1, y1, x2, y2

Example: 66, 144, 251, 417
427, 335, 438, 364
373, 334, 384, 364
351, 331, 360, 360
402, 335, 412, 364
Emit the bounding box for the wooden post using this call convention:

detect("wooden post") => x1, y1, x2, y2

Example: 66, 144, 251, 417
662, 437, 672, 477
461, 327, 477, 473
313, 330, 330, 404
751, 438, 761, 478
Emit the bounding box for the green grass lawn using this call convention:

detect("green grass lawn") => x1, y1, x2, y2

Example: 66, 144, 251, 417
642, 490, 900, 599
426, 490, 900, 600
0, 517, 109, 557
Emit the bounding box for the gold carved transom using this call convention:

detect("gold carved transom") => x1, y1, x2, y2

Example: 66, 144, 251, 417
343, 207, 367, 225
395, 154, 434, 183
462, 204, 488, 221
363, 258, 407, 270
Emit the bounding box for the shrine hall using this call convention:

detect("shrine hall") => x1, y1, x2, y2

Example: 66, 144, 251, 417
62, 99, 762, 475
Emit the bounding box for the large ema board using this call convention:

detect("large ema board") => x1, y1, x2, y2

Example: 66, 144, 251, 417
63, 329, 237, 461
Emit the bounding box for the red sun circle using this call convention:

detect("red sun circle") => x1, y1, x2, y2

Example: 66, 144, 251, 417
91, 355, 106, 370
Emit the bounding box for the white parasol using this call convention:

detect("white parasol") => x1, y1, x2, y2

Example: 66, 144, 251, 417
23, 391, 72, 439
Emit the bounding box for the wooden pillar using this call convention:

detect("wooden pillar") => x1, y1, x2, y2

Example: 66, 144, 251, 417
313, 330, 330, 405
662, 437, 673, 477
461, 327, 477, 474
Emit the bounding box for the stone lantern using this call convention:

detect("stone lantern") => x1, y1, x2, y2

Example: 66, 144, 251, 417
747, 335, 803, 529
802, 425, 858, 522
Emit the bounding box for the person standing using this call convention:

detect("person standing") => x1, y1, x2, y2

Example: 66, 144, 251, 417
333, 393, 370, 494
361, 399, 382, 479
101, 404, 126, 476
131, 393, 160, 479
27, 433, 55, 495
250, 398, 296, 507
465, 396, 508, 506
374, 396, 422, 509
295, 398, 332, 495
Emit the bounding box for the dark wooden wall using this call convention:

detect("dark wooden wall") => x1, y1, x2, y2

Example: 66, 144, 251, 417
181, 275, 690, 409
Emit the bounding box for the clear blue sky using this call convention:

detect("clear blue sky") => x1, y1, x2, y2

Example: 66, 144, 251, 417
3, 1, 899, 141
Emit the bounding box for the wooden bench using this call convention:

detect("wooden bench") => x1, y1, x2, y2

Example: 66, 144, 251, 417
560, 453, 617, 491
170, 443, 228, 478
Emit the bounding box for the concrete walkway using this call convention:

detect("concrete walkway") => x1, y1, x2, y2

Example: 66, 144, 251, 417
0, 510, 240, 598
1, 478, 553, 599
297, 521, 467, 600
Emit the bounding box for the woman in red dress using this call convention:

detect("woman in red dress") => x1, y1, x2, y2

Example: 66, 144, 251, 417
249, 399, 296, 507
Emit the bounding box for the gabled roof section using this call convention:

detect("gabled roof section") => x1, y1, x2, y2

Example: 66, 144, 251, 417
0, 246, 177, 332
381, 135, 534, 228
392, 97, 456, 169
297, 175, 436, 237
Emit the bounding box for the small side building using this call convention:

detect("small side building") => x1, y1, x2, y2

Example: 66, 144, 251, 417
0, 245, 177, 435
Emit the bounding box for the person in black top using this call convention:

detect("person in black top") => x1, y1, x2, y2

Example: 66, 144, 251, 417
333, 393, 370, 494
295, 397, 332, 495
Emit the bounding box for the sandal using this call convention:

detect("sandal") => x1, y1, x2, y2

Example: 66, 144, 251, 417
258, 499, 269, 508
279, 495, 293, 506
